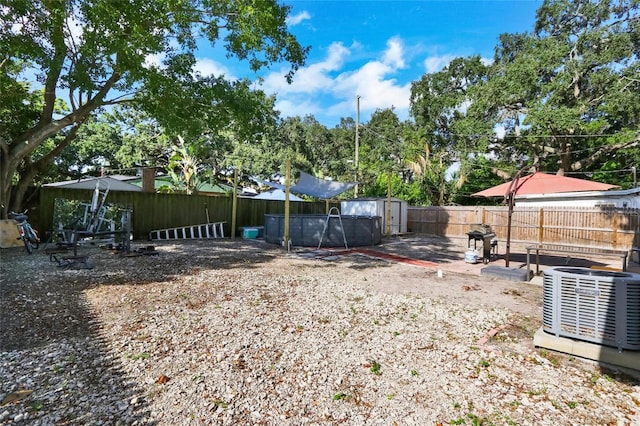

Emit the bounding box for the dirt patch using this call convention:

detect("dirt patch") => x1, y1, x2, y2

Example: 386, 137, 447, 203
0, 238, 542, 351
2, 238, 638, 425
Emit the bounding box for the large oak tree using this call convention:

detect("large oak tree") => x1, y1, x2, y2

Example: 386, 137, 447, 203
409, 0, 640, 201
0, 0, 308, 217
485, 0, 640, 176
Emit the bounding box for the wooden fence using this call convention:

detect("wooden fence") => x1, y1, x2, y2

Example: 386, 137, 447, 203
37, 188, 337, 240
32, 188, 640, 250
408, 205, 640, 250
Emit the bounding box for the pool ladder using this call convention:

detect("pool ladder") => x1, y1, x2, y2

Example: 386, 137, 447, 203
317, 207, 348, 250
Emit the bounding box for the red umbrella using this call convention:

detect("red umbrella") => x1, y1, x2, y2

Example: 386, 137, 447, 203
472, 172, 619, 197
472, 171, 619, 267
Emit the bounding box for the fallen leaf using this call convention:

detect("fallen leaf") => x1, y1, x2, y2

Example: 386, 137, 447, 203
1, 389, 33, 406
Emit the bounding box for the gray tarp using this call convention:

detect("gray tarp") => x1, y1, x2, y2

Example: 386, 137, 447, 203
252, 189, 303, 201
253, 171, 355, 199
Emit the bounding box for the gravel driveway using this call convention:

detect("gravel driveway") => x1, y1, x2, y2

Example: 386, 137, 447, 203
1, 239, 639, 425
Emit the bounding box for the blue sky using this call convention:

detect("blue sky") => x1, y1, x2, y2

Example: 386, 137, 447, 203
196, 1, 544, 127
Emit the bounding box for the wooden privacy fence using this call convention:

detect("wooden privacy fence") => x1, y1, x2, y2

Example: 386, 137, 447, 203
32, 188, 640, 250
408, 205, 640, 250
38, 187, 336, 240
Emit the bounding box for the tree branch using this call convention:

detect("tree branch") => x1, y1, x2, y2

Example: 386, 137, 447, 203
0, 55, 10, 70
570, 137, 640, 171
41, 3, 68, 124
10, 67, 122, 162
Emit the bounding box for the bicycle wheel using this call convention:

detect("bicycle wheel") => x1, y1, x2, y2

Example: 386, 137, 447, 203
25, 225, 40, 250
23, 237, 34, 254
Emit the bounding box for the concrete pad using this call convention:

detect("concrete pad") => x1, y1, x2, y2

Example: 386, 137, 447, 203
534, 327, 640, 373
480, 265, 531, 282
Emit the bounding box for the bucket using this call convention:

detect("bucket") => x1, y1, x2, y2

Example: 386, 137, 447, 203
464, 250, 478, 264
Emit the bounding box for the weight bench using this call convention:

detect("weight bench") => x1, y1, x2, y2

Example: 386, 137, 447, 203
58, 255, 93, 269
44, 247, 93, 269
44, 247, 68, 264
526, 244, 628, 277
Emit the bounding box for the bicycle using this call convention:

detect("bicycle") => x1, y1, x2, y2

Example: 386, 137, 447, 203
9, 210, 40, 254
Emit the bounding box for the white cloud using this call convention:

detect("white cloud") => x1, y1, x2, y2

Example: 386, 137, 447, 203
143, 54, 235, 81
382, 37, 406, 69
144, 53, 165, 69
66, 13, 84, 45
457, 99, 471, 115
423, 54, 493, 74
286, 11, 311, 26
423, 54, 457, 73
333, 60, 411, 115
259, 37, 412, 123
261, 42, 350, 94
194, 58, 235, 79
327, 39, 412, 120
274, 98, 322, 119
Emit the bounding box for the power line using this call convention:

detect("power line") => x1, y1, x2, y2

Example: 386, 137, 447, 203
358, 123, 638, 154
491, 132, 640, 139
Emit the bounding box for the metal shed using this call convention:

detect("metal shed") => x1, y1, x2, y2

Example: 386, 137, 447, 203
340, 197, 408, 235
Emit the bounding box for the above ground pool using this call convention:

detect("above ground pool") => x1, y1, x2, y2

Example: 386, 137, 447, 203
264, 214, 382, 247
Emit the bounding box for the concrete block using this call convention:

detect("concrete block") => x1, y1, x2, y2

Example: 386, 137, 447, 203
480, 265, 531, 282
534, 328, 640, 374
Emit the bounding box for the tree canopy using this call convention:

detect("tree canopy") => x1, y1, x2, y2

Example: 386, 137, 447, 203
0, 0, 308, 216
406, 0, 640, 204
485, 0, 640, 174
3, 0, 639, 212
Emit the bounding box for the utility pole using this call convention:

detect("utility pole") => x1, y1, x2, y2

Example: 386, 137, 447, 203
284, 159, 291, 252
355, 95, 360, 198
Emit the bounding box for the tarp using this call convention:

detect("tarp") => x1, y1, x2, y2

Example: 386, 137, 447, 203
253, 189, 303, 201
292, 171, 356, 198
252, 177, 286, 191
253, 171, 355, 199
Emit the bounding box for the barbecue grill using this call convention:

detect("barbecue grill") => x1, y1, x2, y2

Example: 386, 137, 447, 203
467, 224, 496, 264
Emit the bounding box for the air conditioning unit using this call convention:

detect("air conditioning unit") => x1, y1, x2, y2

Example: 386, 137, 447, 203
543, 267, 640, 351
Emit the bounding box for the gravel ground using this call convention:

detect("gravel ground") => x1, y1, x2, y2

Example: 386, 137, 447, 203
1, 238, 639, 425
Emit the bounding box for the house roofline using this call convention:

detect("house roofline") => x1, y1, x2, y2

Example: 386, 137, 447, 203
516, 187, 640, 200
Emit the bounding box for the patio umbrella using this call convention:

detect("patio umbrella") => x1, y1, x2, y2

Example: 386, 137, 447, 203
472, 171, 619, 267
472, 172, 619, 197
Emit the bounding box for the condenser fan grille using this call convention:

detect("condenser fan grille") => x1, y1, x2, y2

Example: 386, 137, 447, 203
628, 285, 640, 347
543, 267, 640, 351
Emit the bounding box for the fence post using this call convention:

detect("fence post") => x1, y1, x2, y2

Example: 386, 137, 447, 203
538, 208, 544, 244
612, 209, 619, 249
231, 168, 238, 239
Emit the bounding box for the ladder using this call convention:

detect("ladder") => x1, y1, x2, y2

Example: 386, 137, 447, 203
317, 207, 348, 250
149, 222, 226, 241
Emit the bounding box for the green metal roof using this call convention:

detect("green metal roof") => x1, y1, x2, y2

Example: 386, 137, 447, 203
127, 177, 233, 194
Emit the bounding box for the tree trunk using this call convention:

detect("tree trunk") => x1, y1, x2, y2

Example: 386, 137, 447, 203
0, 68, 121, 218
0, 147, 10, 219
